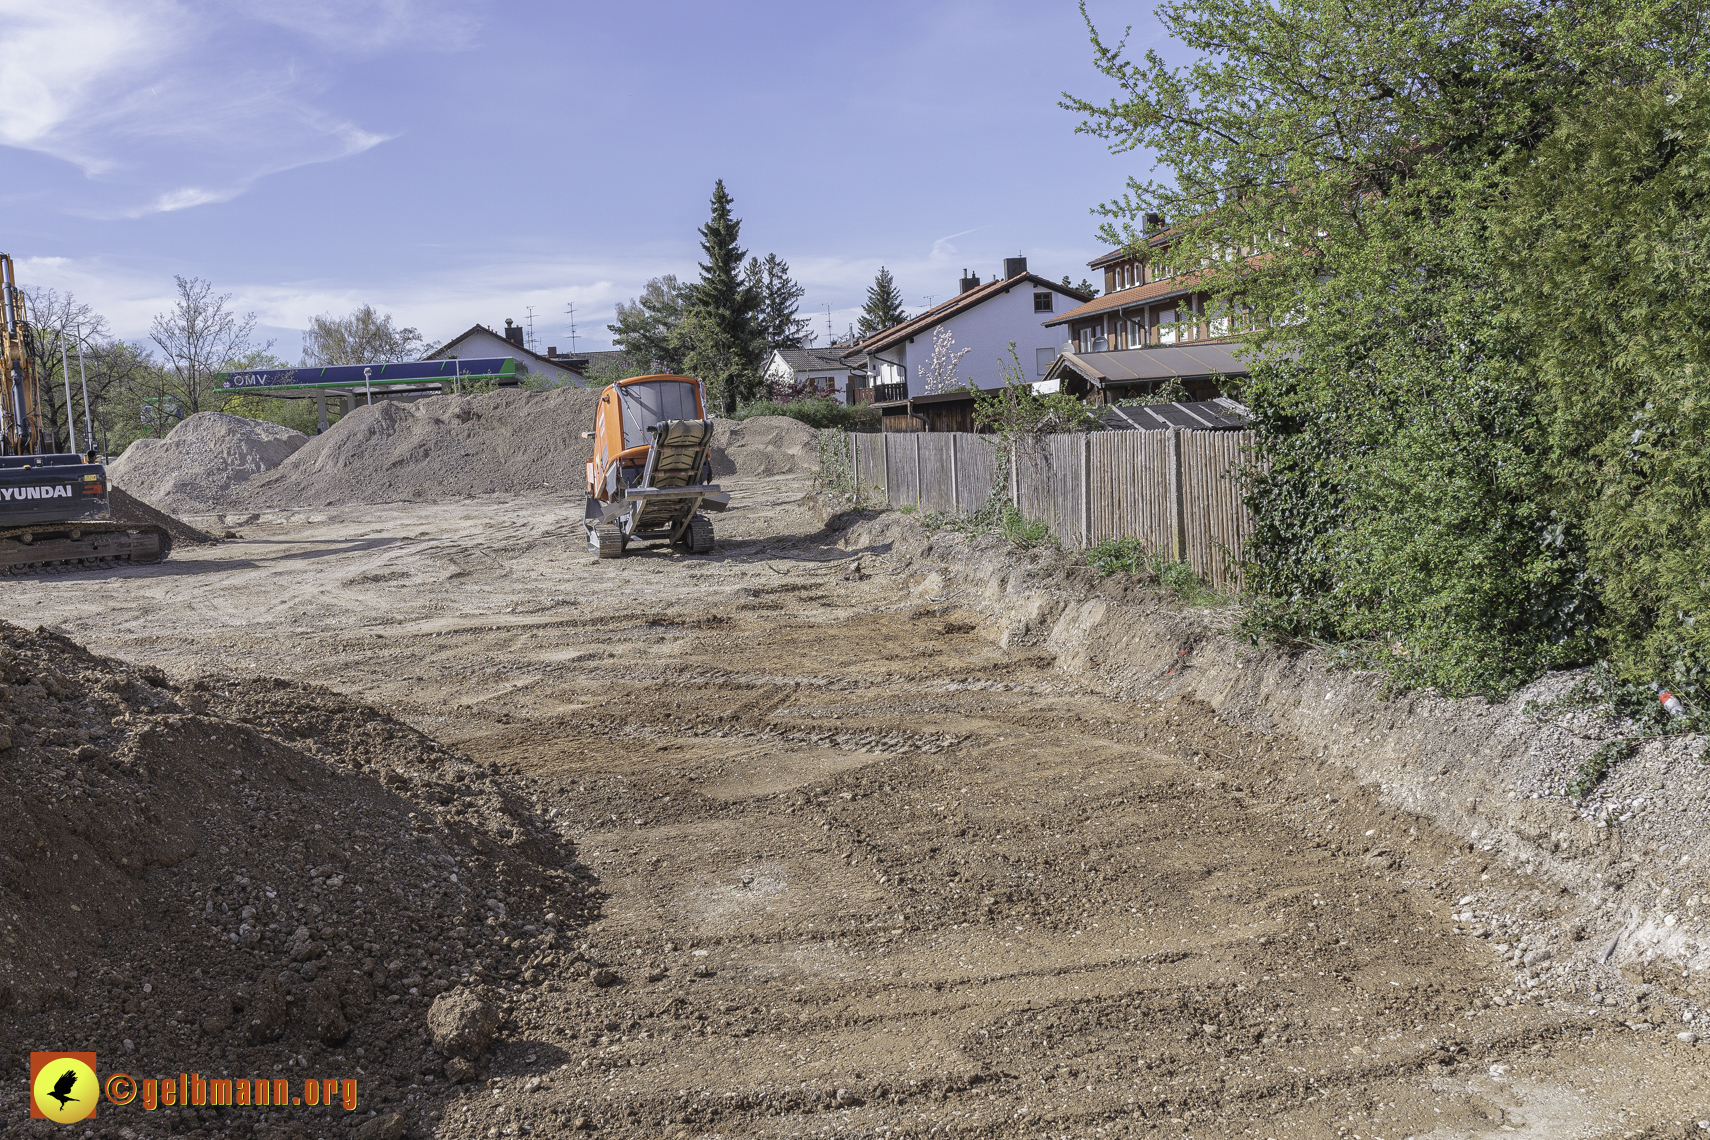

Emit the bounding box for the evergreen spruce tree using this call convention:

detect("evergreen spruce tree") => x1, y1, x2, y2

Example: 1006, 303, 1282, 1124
856, 267, 909, 339
750, 253, 811, 354
679, 180, 762, 414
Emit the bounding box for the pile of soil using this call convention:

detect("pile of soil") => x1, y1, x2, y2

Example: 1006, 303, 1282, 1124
236, 387, 602, 510
709, 415, 818, 478
232, 390, 819, 510
108, 414, 309, 514
109, 486, 219, 547
0, 621, 606, 1135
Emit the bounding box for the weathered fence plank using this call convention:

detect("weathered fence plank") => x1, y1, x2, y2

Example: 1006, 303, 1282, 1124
1180, 430, 1254, 588
918, 435, 956, 513
955, 435, 999, 512
850, 428, 1256, 583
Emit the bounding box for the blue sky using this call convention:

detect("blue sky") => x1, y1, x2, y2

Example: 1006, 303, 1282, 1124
2, 0, 1168, 359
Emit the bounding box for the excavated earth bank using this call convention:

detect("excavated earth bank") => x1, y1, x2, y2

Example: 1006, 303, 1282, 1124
0, 620, 603, 1138
6, 485, 1710, 1139
845, 511, 1710, 1003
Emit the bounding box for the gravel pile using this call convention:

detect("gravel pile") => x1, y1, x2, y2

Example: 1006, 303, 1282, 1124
0, 621, 611, 1134
232, 392, 817, 510
109, 486, 219, 546
710, 415, 819, 478
107, 413, 308, 514
235, 387, 602, 509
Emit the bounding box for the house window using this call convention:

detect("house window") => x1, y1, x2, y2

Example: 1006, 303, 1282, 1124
1034, 292, 1053, 313
1036, 346, 1056, 376
1157, 307, 1178, 345
1128, 316, 1146, 347
810, 376, 836, 395
1078, 327, 1093, 353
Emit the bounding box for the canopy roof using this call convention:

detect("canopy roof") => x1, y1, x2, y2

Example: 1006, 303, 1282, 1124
217, 357, 519, 392
1045, 344, 1253, 387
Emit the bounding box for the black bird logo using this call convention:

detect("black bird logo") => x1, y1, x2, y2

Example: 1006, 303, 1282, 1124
46, 1067, 79, 1110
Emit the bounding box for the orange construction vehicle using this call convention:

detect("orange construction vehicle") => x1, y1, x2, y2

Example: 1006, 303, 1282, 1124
582, 374, 727, 558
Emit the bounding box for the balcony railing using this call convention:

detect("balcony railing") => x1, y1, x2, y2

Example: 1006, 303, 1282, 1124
871, 381, 909, 404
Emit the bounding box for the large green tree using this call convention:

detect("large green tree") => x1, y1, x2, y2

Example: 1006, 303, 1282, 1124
682, 180, 762, 414
1493, 78, 1710, 693
303, 305, 423, 366
856, 267, 908, 339
1065, 0, 1707, 696
608, 275, 689, 375
749, 253, 812, 354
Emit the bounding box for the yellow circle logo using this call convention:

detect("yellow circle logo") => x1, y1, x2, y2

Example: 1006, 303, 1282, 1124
32, 1056, 98, 1123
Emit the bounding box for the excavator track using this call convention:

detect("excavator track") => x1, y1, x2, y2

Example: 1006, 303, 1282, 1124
0, 522, 172, 575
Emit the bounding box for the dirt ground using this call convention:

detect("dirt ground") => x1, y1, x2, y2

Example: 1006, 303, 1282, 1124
8, 477, 1709, 1139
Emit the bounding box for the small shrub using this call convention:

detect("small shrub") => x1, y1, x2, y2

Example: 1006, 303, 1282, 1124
1086, 536, 1225, 605
916, 499, 1056, 551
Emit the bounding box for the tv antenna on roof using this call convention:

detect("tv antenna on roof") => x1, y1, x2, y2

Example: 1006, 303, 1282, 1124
564, 303, 579, 354
524, 306, 538, 350
825, 304, 833, 344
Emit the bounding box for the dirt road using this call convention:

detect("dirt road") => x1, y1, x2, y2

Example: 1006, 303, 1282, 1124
9, 478, 1706, 1138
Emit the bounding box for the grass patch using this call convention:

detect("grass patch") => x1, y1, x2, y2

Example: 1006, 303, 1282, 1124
916, 500, 1057, 550
1085, 536, 1228, 605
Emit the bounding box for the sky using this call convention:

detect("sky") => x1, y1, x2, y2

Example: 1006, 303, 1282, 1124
1, 0, 1171, 360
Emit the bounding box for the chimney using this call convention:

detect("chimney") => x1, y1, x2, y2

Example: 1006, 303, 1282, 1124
503, 319, 524, 347
547, 346, 557, 357
1144, 212, 1165, 233
1003, 256, 1027, 280
958, 269, 981, 294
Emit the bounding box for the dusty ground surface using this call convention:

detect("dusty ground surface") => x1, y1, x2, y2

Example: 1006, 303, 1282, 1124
7, 477, 1709, 1139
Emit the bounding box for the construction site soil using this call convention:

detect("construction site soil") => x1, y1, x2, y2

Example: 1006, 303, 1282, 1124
5, 474, 1708, 1139
108, 394, 818, 517
109, 488, 220, 548
108, 415, 309, 516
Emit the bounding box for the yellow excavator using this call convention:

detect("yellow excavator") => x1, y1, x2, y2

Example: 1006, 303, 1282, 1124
582, 374, 727, 558
0, 253, 172, 573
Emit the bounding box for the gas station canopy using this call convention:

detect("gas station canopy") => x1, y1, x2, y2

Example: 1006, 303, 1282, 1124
216, 357, 520, 395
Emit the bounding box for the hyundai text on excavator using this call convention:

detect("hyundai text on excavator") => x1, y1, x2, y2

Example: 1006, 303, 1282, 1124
582, 374, 727, 558
0, 253, 172, 573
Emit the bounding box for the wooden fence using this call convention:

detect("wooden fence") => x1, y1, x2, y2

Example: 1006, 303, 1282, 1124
850, 429, 1256, 588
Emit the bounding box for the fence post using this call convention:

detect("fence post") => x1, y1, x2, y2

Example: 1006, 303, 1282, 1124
1081, 433, 1092, 548
881, 432, 890, 505
1168, 427, 1186, 563
1010, 444, 1019, 509
950, 434, 960, 514
914, 433, 923, 506
850, 432, 858, 503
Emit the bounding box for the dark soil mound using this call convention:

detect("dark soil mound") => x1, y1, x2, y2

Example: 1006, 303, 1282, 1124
109, 486, 220, 546
0, 622, 605, 1134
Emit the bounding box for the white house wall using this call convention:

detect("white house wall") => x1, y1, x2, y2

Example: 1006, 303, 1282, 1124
764, 350, 855, 405
438, 329, 585, 387
881, 282, 1082, 398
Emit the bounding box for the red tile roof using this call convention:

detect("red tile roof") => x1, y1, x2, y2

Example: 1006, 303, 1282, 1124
1041, 274, 1206, 328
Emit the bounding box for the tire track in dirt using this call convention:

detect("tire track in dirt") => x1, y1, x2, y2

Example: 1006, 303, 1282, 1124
7, 482, 1706, 1137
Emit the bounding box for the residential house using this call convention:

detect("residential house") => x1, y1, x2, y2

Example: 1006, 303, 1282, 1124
1037, 218, 1253, 403
426, 320, 589, 387
842, 257, 1092, 432
762, 346, 866, 404
1041, 343, 1249, 405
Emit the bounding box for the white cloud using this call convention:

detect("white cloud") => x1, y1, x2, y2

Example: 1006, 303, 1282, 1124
929, 228, 982, 259
230, 0, 479, 52
0, 0, 463, 214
